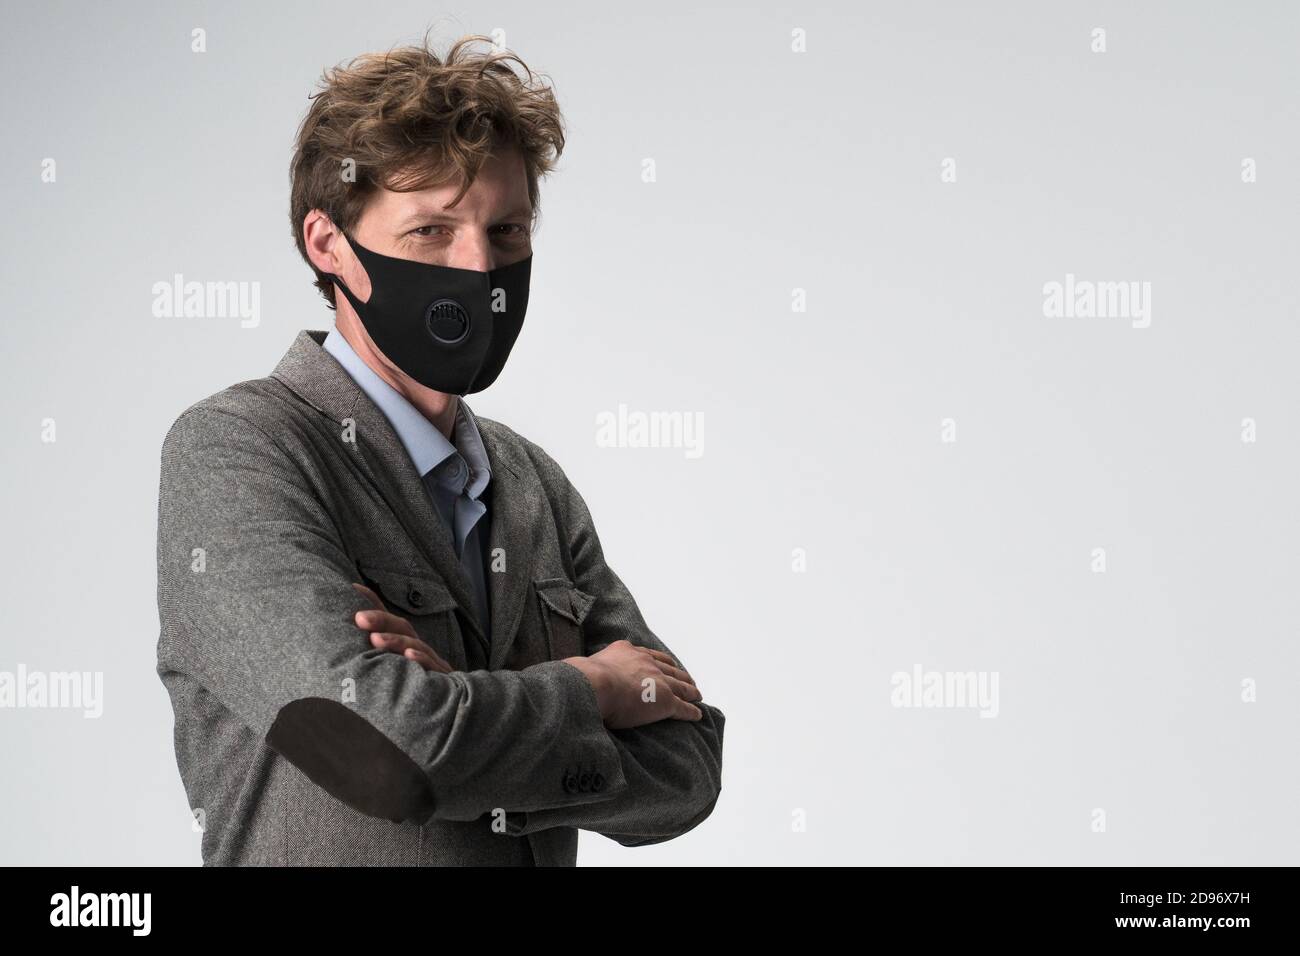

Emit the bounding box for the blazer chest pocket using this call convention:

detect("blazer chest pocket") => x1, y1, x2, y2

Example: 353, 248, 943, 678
357, 564, 468, 672
535, 578, 595, 661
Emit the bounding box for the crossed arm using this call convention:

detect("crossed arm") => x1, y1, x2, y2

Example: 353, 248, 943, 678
156, 407, 724, 846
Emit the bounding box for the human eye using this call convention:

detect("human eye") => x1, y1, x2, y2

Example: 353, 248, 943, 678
409, 224, 449, 239
492, 223, 530, 241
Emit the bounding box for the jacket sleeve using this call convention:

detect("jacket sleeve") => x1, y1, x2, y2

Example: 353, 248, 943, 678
155, 406, 625, 826
501, 449, 726, 846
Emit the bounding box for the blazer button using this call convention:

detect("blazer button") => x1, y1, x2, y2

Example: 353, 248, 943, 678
407, 585, 425, 608
562, 768, 580, 794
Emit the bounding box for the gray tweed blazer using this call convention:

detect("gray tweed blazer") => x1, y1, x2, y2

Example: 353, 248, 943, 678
155, 329, 725, 865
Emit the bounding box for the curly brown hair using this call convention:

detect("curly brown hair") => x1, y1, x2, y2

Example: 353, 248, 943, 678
289, 34, 565, 307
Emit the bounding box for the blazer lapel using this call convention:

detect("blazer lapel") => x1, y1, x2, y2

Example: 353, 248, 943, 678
270, 330, 490, 656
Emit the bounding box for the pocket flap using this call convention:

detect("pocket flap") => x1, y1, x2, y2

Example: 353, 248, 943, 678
357, 564, 458, 616
534, 577, 595, 625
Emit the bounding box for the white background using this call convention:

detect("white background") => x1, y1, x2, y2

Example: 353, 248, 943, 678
1, 1, 1296, 864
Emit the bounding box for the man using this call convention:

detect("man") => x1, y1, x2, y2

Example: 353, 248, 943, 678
155, 36, 725, 866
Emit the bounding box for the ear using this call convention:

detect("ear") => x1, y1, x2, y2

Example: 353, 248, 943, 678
303, 210, 342, 276
304, 212, 370, 301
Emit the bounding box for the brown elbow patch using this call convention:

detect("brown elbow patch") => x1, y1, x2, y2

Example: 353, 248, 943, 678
267, 697, 436, 824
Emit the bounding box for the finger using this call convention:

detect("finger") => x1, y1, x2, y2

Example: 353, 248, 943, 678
370, 632, 448, 670
642, 646, 691, 679
355, 608, 418, 639
400, 643, 453, 673
646, 653, 695, 687
404, 647, 452, 674
662, 673, 703, 703
352, 582, 385, 609
369, 632, 415, 654
670, 696, 703, 721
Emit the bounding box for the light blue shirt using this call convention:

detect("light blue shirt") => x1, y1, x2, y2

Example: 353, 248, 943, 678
323, 328, 492, 640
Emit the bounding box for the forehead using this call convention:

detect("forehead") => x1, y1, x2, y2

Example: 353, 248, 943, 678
371, 148, 531, 223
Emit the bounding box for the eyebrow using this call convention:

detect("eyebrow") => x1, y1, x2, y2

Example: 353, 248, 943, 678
395, 204, 534, 229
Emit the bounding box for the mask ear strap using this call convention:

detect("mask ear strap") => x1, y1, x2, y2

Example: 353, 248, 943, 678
328, 272, 354, 298
324, 223, 362, 303
329, 272, 366, 313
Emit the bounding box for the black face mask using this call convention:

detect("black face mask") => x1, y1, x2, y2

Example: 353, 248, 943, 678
326, 230, 531, 395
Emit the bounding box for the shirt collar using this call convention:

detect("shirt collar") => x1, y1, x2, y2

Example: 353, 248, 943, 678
322, 327, 490, 498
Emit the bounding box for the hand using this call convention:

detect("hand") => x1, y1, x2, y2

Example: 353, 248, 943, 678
562, 640, 703, 729
351, 582, 454, 674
